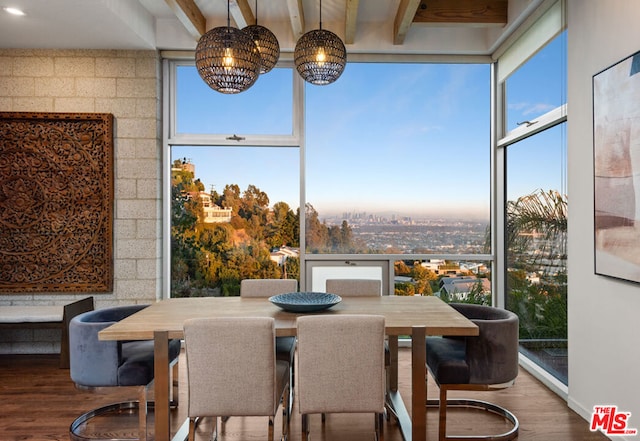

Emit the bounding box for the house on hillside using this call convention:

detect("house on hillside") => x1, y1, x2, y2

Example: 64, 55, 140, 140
188, 191, 232, 224
438, 276, 491, 301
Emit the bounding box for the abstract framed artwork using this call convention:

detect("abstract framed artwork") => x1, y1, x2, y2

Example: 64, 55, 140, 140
0, 112, 114, 293
593, 51, 640, 283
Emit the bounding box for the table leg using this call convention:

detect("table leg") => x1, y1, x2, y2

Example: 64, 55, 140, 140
154, 331, 171, 441
412, 326, 427, 441
388, 335, 399, 392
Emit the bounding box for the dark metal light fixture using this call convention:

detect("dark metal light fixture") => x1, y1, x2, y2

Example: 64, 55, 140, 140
195, 0, 261, 94
243, 0, 280, 74
294, 0, 347, 85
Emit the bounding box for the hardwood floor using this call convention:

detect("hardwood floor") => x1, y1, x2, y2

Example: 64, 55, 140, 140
0, 349, 607, 441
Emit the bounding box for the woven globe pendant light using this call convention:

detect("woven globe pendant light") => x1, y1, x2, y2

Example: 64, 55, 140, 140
294, 0, 346, 85
195, 1, 261, 94
243, 1, 279, 74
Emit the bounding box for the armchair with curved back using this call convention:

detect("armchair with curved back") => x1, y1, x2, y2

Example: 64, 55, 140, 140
425, 303, 520, 441
68, 305, 182, 441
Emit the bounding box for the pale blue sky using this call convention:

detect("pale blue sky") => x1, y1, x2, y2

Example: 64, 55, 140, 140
173, 32, 566, 220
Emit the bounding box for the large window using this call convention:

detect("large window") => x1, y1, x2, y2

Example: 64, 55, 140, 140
167, 60, 493, 299
499, 22, 567, 385
175, 65, 294, 136
505, 33, 567, 132
505, 123, 567, 384
168, 64, 300, 297
305, 63, 491, 256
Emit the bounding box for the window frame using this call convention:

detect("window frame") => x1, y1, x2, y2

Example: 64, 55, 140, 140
494, 13, 568, 395
163, 55, 495, 297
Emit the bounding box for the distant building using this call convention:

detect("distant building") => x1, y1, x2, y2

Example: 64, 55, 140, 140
188, 191, 232, 224
421, 259, 445, 272
459, 261, 488, 274
420, 259, 461, 275
173, 157, 195, 174
438, 275, 490, 301
270, 246, 300, 266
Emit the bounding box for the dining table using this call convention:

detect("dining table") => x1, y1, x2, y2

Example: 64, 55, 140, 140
98, 294, 478, 441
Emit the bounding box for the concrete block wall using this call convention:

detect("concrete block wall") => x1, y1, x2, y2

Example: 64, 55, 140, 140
0, 49, 162, 354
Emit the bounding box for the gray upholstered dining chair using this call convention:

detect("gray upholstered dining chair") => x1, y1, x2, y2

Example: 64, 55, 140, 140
297, 314, 386, 441
240, 278, 298, 297
325, 278, 393, 415
426, 303, 520, 441
183, 316, 290, 441
325, 278, 382, 296
69, 305, 181, 441
240, 278, 298, 413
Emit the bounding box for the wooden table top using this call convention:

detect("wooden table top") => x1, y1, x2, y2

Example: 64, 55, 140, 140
98, 295, 478, 341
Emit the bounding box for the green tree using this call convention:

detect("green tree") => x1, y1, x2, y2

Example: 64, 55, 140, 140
170, 161, 201, 295
305, 203, 328, 252
395, 282, 415, 296
266, 201, 299, 248
284, 256, 300, 281
457, 280, 491, 305
507, 189, 567, 265
410, 262, 435, 295
504, 189, 568, 340
395, 261, 411, 276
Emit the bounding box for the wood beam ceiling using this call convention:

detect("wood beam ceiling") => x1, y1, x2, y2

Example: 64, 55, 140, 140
229, 0, 254, 29
164, 0, 206, 39
344, 0, 360, 45
286, 0, 305, 40
394, 0, 422, 45
413, 0, 508, 25
164, 0, 509, 47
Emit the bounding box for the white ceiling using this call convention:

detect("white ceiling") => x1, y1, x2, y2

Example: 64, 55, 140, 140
0, 0, 544, 55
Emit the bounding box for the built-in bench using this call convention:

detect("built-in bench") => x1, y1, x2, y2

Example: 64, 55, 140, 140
0, 297, 94, 368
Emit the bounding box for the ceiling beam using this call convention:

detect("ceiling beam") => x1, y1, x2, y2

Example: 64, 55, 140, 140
164, 0, 206, 39
287, 0, 305, 39
344, 0, 360, 45
413, 0, 508, 25
229, 0, 254, 28
393, 0, 421, 45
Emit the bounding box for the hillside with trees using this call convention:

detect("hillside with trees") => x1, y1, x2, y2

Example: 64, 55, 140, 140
171, 160, 362, 296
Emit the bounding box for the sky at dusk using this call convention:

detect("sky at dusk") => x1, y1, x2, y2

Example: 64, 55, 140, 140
172, 32, 566, 220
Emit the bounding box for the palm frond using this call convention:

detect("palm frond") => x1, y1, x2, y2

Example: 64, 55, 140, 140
507, 189, 568, 266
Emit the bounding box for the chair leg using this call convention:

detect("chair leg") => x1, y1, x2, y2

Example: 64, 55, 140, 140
301, 414, 310, 441
69, 385, 148, 441
188, 417, 196, 441
282, 384, 290, 441
376, 412, 384, 441
171, 360, 180, 407
427, 384, 519, 441
268, 415, 275, 441
289, 362, 295, 415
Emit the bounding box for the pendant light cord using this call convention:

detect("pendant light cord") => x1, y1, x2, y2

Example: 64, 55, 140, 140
319, 0, 323, 29
227, 0, 230, 27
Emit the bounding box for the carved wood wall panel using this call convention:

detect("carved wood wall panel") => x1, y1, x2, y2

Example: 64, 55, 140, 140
0, 112, 113, 293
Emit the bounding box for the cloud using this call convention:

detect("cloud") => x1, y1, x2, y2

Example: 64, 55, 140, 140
509, 101, 556, 116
